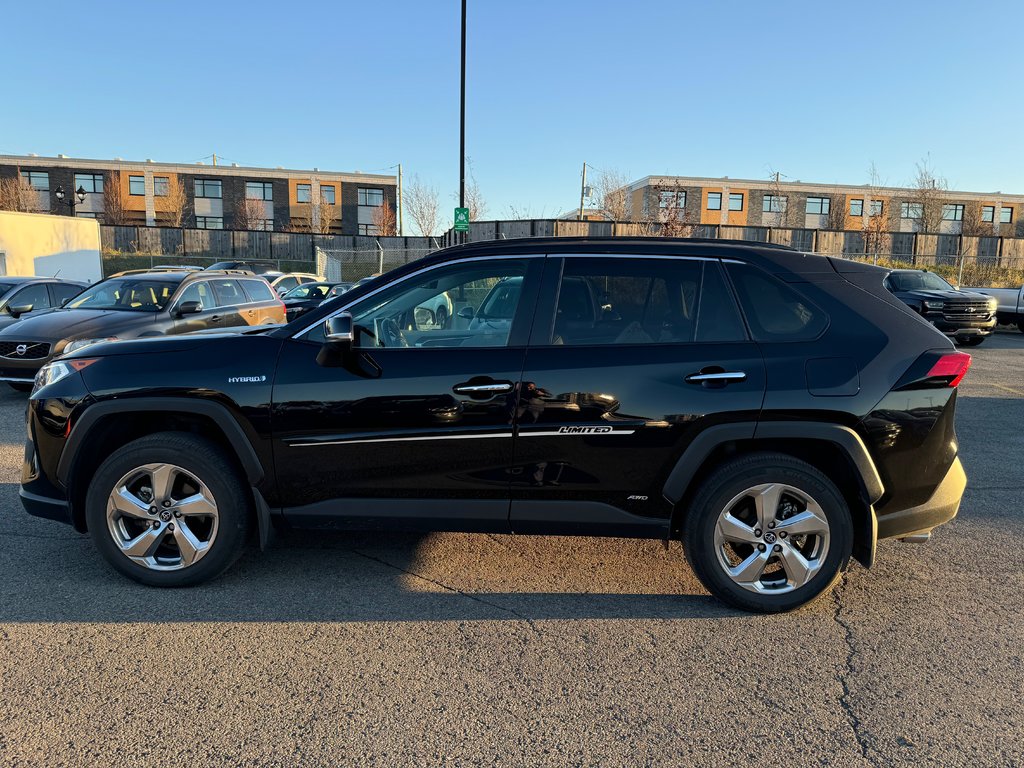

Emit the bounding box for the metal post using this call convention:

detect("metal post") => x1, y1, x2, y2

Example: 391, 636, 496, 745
579, 162, 587, 221
459, 0, 467, 244
397, 163, 404, 237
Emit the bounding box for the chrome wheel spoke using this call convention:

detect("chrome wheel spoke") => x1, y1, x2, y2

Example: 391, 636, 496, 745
176, 492, 216, 518
111, 487, 152, 520
752, 484, 784, 530
778, 542, 816, 588
121, 525, 166, 558
717, 512, 759, 544
729, 548, 771, 585
148, 464, 178, 503
172, 519, 206, 566
775, 509, 828, 537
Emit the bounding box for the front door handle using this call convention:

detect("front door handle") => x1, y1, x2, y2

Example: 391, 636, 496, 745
210, 315, 223, 323
685, 370, 747, 384
453, 380, 514, 395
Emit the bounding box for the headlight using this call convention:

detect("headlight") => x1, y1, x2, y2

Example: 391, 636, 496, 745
33, 358, 98, 392
64, 336, 118, 354
923, 300, 944, 310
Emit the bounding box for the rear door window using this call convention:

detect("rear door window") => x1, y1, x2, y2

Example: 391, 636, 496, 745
239, 279, 277, 303
725, 262, 827, 341
210, 279, 247, 307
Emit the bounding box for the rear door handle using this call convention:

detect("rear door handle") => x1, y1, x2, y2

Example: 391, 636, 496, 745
210, 315, 223, 322
453, 380, 514, 395
685, 370, 747, 384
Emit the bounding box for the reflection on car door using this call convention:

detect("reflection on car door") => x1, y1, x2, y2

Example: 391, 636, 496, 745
171, 280, 222, 334
270, 256, 543, 530
509, 255, 766, 535
208, 279, 250, 327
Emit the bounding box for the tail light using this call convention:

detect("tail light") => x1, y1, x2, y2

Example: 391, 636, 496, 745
925, 352, 971, 387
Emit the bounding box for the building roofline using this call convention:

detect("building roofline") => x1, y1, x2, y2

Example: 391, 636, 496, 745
624, 174, 1024, 202
0, 154, 396, 183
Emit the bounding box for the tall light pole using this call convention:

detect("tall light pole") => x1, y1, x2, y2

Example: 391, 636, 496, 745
397, 163, 404, 236
579, 162, 588, 221
459, 0, 466, 243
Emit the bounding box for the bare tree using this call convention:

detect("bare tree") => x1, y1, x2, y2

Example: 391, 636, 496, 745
234, 197, 268, 230
764, 169, 790, 228
163, 175, 188, 228
372, 199, 397, 236
593, 168, 631, 221
463, 158, 487, 221
826, 188, 847, 230
912, 157, 948, 233
405, 175, 440, 236
960, 201, 987, 238
861, 163, 890, 261
293, 190, 335, 234
103, 171, 129, 224
0, 172, 36, 212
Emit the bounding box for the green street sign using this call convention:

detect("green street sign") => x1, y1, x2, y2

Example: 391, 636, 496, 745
454, 207, 470, 232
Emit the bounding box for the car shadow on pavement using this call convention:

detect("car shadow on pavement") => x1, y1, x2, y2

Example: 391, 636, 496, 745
0, 522, 739, 623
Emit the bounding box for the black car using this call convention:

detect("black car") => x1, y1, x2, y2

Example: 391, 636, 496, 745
20, 238, 970, 613
281, 281, 349, 322
0, 270, 285, 390
884, 269, 997, 346
0, 277, 86, 330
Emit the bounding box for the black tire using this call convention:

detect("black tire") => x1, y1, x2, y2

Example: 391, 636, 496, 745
85, 432, 252, 587
7, 382, 33, 392
1017, 321, 1024, 334
682, 452, 853, 613
958, 336, 985, 347
436, 305, 449, 330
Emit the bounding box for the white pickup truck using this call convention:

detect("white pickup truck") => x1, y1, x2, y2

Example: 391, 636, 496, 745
966, 285, 1024, 332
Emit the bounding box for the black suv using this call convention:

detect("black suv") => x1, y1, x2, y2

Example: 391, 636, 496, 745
884, 269, 997, 346
20, 239, 970, 612
0, 270, 284, 390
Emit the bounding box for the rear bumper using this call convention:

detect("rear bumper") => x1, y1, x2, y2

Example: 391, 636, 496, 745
877, 456, 966, 539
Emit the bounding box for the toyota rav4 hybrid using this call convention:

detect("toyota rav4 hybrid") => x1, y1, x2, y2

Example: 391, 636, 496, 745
20, 238, 970, 613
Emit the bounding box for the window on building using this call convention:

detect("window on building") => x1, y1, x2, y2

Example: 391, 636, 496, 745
194, 179, 222, 198
941, 204, 964, 221
659, 190, 686, 210
154, 176, 169, 197
321, 185, 336, 205
358, 224, 380, 235
195, 216, 224, 229
706, 192, 722, 210
728, 193, 744, 211
246, 181, 273, 201
982, 205, 995, 222
358, 188, 384, 207
849, 198, 864, 216
806, 196, 830, 215
296, 184, 311, 203
255, 219, 274, 231
1000, 207, 1013, 224
869, 200, 883, 217
74, 173, 104, 194
76, 212, 102, 220
128, 175, 146, 196
20, 171, 49, 191
901, 202, 923, 219
763, 194, 787, 213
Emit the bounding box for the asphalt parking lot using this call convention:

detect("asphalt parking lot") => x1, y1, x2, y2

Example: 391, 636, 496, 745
1, 333, 1022, 767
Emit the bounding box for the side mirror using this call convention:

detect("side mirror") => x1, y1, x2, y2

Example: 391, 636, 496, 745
325, 312, 354, 345
457, 306, 475, 320
175, 301, 202, 318
414, 307, 435, 328
61, 297, 72, 307
8, 304, 33, 318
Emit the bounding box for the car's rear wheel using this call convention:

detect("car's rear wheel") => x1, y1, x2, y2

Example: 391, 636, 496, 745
85, 432, 252, 586
436, 305, 449, 329
683, 453, 852, 613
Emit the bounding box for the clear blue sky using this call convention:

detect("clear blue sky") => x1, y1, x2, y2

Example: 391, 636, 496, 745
3, 0, 1022, 224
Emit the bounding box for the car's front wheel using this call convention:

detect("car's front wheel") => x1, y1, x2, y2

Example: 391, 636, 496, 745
683, 453, 852, 613
85, 432, 252, 586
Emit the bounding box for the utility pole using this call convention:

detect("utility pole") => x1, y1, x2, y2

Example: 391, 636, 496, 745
579, 162, 587, 221
397, 163, 404, 236
459, 0, 467, 243
212, 153, 217, 167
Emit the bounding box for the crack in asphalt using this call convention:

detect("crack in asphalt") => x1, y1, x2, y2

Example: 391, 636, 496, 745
350, 549, 542, 635
832, 574, 872, 763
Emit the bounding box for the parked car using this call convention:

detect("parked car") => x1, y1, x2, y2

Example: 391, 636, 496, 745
281, 281, 350, 322
414, 289, 454, 329
883, 269, 997, 346
154, 265, 203, 272
963, 284, 1024, 333
0, 270, 284, 391
324, 283, 355, 300
0, 277, 86, 330
267, 272, 323, 296
205, 260, 279, 274
21, 238, 970, 613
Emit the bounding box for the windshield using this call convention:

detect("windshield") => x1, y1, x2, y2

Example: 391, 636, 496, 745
890, 272, 953, 292
67, 278, 179, 312
283, 283, 331, 300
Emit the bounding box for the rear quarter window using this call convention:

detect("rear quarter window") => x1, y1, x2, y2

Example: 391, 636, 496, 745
240, 279, 277, 303
725, 262, 827, 341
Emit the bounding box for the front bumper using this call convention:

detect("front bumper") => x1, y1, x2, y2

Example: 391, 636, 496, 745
877, 456, 966, 540
926, 316, 997, 338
